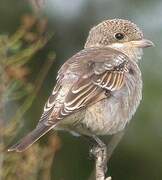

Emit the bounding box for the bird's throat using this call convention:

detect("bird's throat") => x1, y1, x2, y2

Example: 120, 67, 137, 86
121, 47, 143, 62
108, 43, 143, 62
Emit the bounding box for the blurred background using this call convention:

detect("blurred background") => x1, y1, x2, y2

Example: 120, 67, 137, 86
0, 0, 162, 180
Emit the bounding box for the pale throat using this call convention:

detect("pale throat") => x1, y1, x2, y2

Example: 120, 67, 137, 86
108, 43, 143, 62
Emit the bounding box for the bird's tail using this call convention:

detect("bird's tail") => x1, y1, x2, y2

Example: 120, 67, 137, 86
8, 124, 55, 152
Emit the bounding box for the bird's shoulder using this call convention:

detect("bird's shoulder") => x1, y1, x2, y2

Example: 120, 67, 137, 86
58, 47, 129, 80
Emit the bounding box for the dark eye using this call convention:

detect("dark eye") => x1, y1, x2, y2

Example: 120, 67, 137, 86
114, 33, 125, 40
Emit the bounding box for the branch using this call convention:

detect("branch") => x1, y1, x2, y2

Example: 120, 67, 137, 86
95, 146, 112, 180
88, 131, 125, 180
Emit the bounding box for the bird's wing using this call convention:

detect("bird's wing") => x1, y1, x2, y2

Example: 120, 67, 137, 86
8, 47, 129, 152
41, 47, 129, 125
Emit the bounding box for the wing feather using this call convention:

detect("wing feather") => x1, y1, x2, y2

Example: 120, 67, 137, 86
39, 47, 129, 125
54, 69, 127, 120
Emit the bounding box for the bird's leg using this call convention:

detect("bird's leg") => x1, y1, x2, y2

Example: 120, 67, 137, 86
83, 135, 108, 180
82, 135, 106, 161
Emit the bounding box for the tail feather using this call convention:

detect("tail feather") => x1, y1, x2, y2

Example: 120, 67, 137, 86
8, 124, 54, 152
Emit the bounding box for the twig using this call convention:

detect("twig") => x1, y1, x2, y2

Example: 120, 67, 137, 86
88, 131, 125, 180
94, 146, 111, 180
28, 0, 46, 15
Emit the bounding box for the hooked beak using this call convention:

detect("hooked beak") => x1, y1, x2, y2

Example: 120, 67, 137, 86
131, 39, 155, 48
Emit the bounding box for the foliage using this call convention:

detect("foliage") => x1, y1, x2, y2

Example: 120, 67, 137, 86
0, 14, 61, 180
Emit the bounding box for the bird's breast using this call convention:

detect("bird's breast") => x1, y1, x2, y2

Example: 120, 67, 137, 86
78, 62, 142, 135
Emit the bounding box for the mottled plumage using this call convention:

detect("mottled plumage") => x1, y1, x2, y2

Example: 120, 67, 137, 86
8, 19, 154, 152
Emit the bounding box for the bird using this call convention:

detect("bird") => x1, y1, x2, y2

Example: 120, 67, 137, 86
8, 19, 154, 152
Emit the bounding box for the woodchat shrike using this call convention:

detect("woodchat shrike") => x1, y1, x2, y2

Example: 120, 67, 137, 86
8, 19, 154, 152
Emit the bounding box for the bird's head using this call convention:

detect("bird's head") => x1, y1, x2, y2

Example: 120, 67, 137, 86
85, 19, 154, 61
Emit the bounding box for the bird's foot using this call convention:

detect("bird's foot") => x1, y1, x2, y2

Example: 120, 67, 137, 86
89, 136, 108, 174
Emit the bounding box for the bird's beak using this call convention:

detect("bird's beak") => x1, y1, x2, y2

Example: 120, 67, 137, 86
131, 39, 155, 48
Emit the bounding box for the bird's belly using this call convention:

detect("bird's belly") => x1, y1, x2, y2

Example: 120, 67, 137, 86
82, 96, 129, 135
79, 87, 141, 135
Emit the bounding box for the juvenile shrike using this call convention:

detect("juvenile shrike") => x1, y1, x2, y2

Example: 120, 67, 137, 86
8, 19, 154, 152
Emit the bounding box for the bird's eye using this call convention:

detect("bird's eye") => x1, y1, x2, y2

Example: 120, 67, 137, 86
114, 33, 125, 40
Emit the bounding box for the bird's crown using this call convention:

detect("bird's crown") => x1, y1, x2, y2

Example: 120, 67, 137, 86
85, 19, 144, 48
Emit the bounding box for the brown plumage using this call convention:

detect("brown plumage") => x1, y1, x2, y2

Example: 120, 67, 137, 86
8, 19, 154, 152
